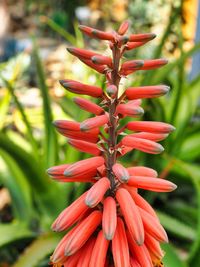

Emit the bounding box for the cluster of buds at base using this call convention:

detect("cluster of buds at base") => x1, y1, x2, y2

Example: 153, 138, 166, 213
48, 20, 177, 267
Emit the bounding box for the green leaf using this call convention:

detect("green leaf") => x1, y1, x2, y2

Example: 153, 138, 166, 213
13, 233, 60, 267
157, 211, 195, 240
32, 42, 58, 167
179, 133, 200, 161
41, 16, 76, 44
0, 149, 33, 221
0, 222, 35, 248
162, 243, 187, 267
0, 89, 10, 129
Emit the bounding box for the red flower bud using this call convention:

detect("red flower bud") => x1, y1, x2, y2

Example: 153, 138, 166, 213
122, 136, 164, 154
127, 232, 153, 267
52, 192, 89, 232
67, 47, 100, 59
91, 55, 112, 67
112, 217, 130, 267
76, 237, 96, 267
116, 188, 144, 245
127, 166, 158, 177
53, 120, 80, 131
73, 97, 104, 115
126, 121, 175, 133
126, 41, 149, 50
80, 58, 107, 73
130, 257, 141, 267
102, 197, 117, 240
121, 60, 144, 70
125, 85, 170, 100
116, 103, 144, 117
85, 177, 110, 207
112, 163, 130, 183
139, 208, 168, 243
129, 33, 156, 42
64, 156, 105, 177
64, 210, 102, 256
128, 176, 177, 192
80, 114, 109, 131
47, 164, 97, 183
90, 230, 110, 267
68, 139, 101, 156
130, 132, 169, 142
106, 84, 117, 97
141, 59, 168, 70
118, 20, 130, 35
79, 25, 115, 41
145, 233, 164, 259
60, 79, 103, 98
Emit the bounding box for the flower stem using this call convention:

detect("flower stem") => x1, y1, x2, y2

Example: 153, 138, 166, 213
107, 44, 121, 192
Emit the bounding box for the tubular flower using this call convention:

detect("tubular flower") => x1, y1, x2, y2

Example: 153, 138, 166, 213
48, 21, 176, 266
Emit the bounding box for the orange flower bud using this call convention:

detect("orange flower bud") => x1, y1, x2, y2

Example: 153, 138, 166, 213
130, 257, 141, 267
79, 25, 115, 41
85, 177, 110, 207
139, 208, 168, 243
63, 249, 82, 266
64, 210, 102, 256
68, 139, 101, 156
122, 136, 164, 154
127, 231, 153, 267
113, 163, 130, 182
60, 79, 103, 98
126, 190, 158, 219
77, 237, 96, 267
129, 33, 156, 42
145, 233, 164, 259
126, 121, 175, 133
125, 85, 170, 100
112, 217, 130, 267
90, 230, 110, 267
47, 164, 96, 183
80, 114, 109, 131
102, 196, 117, 240
128, 176, 177, 192
116, 103, 144, 117
116, 188, 144, 245
127, 166, 158, 177
118, 20, 130, 35
73, 97, 104, 115
64, 156, 105, 177
51, 192, 89, 232
130, 132, 169, 142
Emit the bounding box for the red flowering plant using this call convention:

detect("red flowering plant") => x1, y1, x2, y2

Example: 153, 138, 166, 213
47, 21, 177, 267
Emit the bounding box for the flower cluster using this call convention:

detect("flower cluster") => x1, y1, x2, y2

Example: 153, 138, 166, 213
48, 21, 177, 267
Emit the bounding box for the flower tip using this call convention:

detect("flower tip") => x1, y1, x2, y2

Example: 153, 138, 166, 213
104, 233, 114, 240
46, 167, 53, 176
59, 79, 67, 87
64, 169, 72, 177
171, 182, 177, 191
163, 85, 170, 93
151, 33, 157, 40
80, 122, 88, 131
66, 47, 74, 54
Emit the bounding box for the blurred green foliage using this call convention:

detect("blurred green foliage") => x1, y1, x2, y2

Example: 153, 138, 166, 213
0, 3, 200, 267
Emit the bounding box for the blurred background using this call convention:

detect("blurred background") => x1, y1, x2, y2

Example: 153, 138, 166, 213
0, 0, 200, 266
